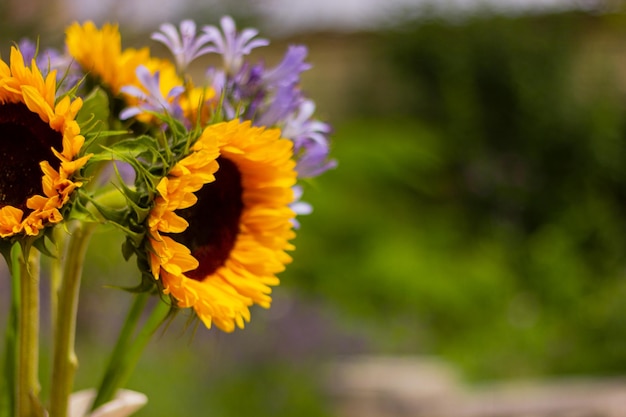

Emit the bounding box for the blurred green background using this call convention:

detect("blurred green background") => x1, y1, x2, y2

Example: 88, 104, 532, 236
4, 1, 626, 416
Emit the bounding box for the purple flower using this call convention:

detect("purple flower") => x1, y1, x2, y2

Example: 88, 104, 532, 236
151, 20, 214, 71
173, 16, 336, 180
283, 100, 331, 148
205, 67, 239, 119
207, 62, 264, 121
263, 45, 311, 88
282, 100, 336, 178
120, 65, 184, 120
202, 15, 269, 74
205, 67, 227, 97
18, 38, 38, 64
255, 83, 301, 127
237, 64, 266, 119
296, 138, 338, 178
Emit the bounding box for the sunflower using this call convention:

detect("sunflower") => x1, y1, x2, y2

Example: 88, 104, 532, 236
65, 21, 151, 95
147, 119, 296, 332
0, 47, 89, 238
66, 21, 210, 124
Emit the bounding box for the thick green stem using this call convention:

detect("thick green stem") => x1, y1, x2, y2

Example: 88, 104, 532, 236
92, 294, 170, 410
50, 226, 69, 344
17, 247, 43, 417
1, 244, 21, 417
49, 222, 96, 417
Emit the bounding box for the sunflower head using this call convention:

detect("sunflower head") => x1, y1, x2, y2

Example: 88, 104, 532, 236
66, 21, 152, 96
0, 47, 89, 239
66, 21, 198, 128
145, 119, 296, 332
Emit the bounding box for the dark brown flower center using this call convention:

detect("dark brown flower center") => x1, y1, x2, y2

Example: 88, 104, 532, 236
174, 157, 244, 280
0, 102, 62, 211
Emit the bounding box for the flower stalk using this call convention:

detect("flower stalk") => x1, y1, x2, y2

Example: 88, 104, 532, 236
16, 246, 44, 417
49, 221, 96, 417
1, 244, 20, 417
50, 226, 69, 342
92, 293, 170, 410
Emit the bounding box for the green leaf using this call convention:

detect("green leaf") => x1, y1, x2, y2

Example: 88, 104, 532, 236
76, 87, 110, 129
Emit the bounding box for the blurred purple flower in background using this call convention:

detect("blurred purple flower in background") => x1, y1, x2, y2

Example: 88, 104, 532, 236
151, 20, 214, 72
202, 15, 269, 75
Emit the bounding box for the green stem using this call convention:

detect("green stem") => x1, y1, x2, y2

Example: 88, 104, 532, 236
1, 244, 21, 417
92, 294, 170, 410
17, 247, 43, 417
49, 221, 96, 417
50, 226, 69, 347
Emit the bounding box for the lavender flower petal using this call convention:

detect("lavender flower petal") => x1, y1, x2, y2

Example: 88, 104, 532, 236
296, 139, 338, 178
152, 20, 214, 71
202, 15, 269, 74
290, 185, 313, 229
255, 83, 301, 127
263, 45, 312, 88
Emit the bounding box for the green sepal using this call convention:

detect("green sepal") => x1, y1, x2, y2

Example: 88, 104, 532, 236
121, 239, 136, 262
82, 130, 130, 156
81, 195, 146, 249
107, 221, 146, 250
0, 226, 58, 269
106, 270, 158, 294
81, 185, 150, 237
66, 192, 101, 224
31, 228, 57, 259
109, 168, 153, 223
86, 199, 127, 225
0, 239, 14, 270
91, 136, 168, 186
98, 134, 167, 163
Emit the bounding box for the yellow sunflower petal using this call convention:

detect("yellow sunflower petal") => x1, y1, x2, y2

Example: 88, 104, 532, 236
21, 85, 54, 122
0, 206, 24, 237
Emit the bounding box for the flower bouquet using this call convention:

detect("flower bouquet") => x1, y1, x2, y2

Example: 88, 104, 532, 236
0, 16, 334, 417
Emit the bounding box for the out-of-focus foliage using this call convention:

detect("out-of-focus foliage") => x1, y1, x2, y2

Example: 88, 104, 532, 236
288, 10, 626, 380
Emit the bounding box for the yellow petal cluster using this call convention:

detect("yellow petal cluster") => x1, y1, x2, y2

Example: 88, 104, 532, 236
65, 21, 151, 95
0, 47, 90, 238
148, 132, 220, 279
